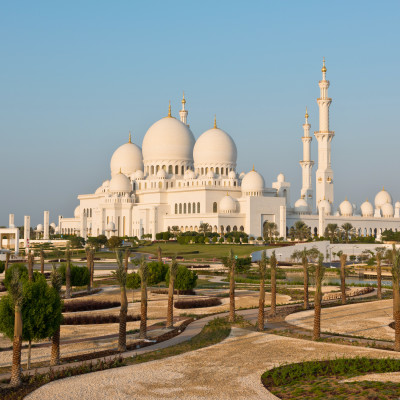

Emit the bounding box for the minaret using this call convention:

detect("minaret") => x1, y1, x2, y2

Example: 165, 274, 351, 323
179, 92, 188, 125
315, 57, 334, 208
300, 107, 314, 208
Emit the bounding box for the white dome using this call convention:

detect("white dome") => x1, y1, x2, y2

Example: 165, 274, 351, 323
193, 127, 237, 167
318, 199, 331, 215
381, 202, 394, 218
294, 198, 310, 213
36, 224, 43, 232
106, 221, 115, 231
219, 195, 238, 213
156, 169, 167, 179
361, 200, 374, 217
142, 117, 195, 163
277, 173, 285, 183
339, 199, 353, 216
110, 141, 143, 177
109, 172, 131, 192
74, 206, 80, 218
50, 222, 56, 229
239, 172, 245, 179
241, 169, 265, 195
228, 170, 236, 179
395, 201, 400, 209
375, 188, 392, 209
184, 169, 196, 180
133, 170, 144, 180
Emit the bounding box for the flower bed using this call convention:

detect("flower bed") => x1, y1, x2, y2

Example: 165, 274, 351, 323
174, 297, 222, 309
63, 300, 120, 313
62, 313, 140, 325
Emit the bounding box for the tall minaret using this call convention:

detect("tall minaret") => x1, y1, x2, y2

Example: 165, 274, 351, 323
300, 107, 314, 209
315, 58, 334, 208
179, 92, 188, 125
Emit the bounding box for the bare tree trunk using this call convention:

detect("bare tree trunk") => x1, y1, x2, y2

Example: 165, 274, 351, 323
10, 306, 22, 387
257, 271, 265, 331
313, 265, 322, 341
118, 286, 128, 352
28, 252, 34, 281
90, 252, 94, 290
86, 250, 91, 293
5, 252, 10, 272
166, 276, 175, 329
65, 249, 71, 299
303, 259, 309, 310
229, 261, 235, 323
50, 326, 60, 366
40, 250, 45, 274
340, 254, 347, 305
140, 283, 148, 338
271, 265, 276, 316
377, 254, 382, 300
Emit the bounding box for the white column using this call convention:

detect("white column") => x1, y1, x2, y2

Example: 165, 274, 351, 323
318, 207, 325, 238
24, 216, 31, 250
279, 205, 286, 239
9, 214, 15, 228
315, 58, 334, 209
43, 210, 50, 240
300, 108, 314, 209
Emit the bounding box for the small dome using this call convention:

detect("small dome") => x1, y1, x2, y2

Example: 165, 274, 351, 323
106, 221, 115, 231
318, 199, 331, 215
156, 169, 167, 179
294, 198, 310, 213
74, 206, 80, 218
193, 127, 237, 168
339, 199, 353, 216
381, 202, 394, 218
142, 117, 195, 163
228, 170, 236, 179
206, 170, 215, 179
184, 169, 196, 180
277, 173, 285, 183
50, 222, 57, 230
110, 141, 143, 177
131, 170, 144, 180
375, 188, 392, 209
36, 224, 43, 232
241, 169, 265, 196
395, 201, 400, 209
109, 172, 131, 192
219, 195, 238, 213
239, 172, 245, 179
361, 200, 373, 217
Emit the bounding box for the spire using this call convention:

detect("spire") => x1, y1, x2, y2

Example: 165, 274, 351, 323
181, 91, 186, 108
168, 101, 172, 117
252, 164, 255, 171
128, 131, 132, 143
321, 57, 327, 80
305, 106, 309, 123
214, 115, 217, 129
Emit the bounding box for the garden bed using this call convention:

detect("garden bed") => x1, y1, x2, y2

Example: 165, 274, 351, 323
62, 313, 140, 325
151, 288, 196, 296
262, 357, 400, 399
63, 300, 120, 313
174, 298, 222, 309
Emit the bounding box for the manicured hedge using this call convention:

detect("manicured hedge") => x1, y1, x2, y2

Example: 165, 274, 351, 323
174, 297, 222, 309
151, 288, 196, 295
63, 300, 120, 313
62, 313, 140, 325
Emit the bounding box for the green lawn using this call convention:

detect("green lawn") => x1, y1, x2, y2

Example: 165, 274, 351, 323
135, 243, 269, 260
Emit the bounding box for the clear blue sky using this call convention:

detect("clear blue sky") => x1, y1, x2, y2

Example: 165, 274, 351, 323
1, 0, 399, 227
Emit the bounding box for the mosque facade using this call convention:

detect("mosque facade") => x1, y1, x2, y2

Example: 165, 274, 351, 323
58, 60, 400, 240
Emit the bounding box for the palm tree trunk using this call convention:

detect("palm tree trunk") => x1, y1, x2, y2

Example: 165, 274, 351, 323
28, 253, 34, 281
50, 326, 60, 366
377, 254, 382, 300
229, 262, 235, 323
5, 252, 10, 272
90, 254, 94, 290
124, 250, 130, 274
10, 305, 22, 387
65, 251, 71, 299
166, 277, 175, 329
27, 340, 32, 370
303, 259, 309, 310
394, 276, 400, 351
86, 251, 91, 293
340, 254, 347, 305
139, 283, 148, 338
313, 266, 322, 341
271, 266, 276, 316
118, 286, 128, 352
40, 251, 45, 274
257, 273, 265, 331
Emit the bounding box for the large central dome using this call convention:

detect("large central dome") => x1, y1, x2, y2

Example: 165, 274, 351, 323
142, 116, 195, 163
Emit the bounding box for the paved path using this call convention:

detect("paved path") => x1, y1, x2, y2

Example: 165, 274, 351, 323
26, 325, 400, 400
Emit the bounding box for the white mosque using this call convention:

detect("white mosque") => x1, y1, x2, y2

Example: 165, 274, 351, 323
58, 59, 400, 241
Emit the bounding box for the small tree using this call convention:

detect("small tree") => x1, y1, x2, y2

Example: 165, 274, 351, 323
166, 256, 178, 329
313, 254, 325, 341
107, 236, 123, 251
50, 265, 63, 366
257, 250, 267, 331
223, 249, 236, 323
165, 265, 197, 295
139, 257, 149, 339
113, 251, 128, 352
126, 272, 141, 302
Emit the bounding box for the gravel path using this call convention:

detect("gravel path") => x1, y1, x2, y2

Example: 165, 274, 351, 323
26, 327, 400, 400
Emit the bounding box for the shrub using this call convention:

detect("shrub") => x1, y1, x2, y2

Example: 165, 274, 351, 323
58, 264, 90, 287
126, 271, 141, 290
0, 261, 4, 274
147, 261, 168, 285
62, 313, 140, 325
166, 265, 197, 292
174, 298, 222, 309
63, 300, 120, 313
3, 263, 28, 288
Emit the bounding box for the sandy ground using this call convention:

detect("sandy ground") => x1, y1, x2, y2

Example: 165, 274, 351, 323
286, 299, 395, 341
27, 327, 400, 400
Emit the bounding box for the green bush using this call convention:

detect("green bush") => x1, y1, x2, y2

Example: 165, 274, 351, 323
126, 272, 141, 289
165, 265, 198, 291
147, 262, 168, 285
58, 264, 90, 287
0, 261, 4, 274
3, 263, 28, 288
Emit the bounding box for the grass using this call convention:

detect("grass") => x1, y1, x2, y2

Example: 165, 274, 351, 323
262, 357, 400, 399
0, 317, 232, 400
135, 243, 269, 260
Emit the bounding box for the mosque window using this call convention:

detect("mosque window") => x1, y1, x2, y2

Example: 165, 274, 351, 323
233, 226, 237, 232
213, 202, 217, 213
181, 166, 184, 175
179, 203, 182, 214
159, 182, 162, 189
193, 202, 195, 213
184, 203, 187, 214
240, 226, 244, 232
197, 202, 201, 213
171, 182, 173, 188
175, 165, 178, 174
201, 168, 204, 175
156, 165, 160, 172
234, 182, 237, 187
188, 203, 191, 213
162, 165, 166, 170
168, 165, 173, 174
107, 216, 109, 224
226, 225, 231, 233
216, 167, 219, 175
151, 166, 154, 175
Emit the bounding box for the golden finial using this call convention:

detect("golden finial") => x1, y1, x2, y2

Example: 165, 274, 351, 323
322, 57, 327, 73
214, 115, 217, 129
182, 91, 186, 104
345, 196, 347, 201
119, 168, 122, 174
252, 164, 255, 171
226, 192, 229, 196
168, 101, 172, 117
305, 106, 309, 119
128, 131, 132, 143
383, 186, 385, 191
